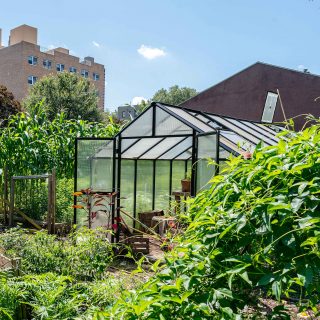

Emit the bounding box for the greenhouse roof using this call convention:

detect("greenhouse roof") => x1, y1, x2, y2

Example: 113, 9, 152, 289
106, 102, 281, 160
91, 102, 281, 161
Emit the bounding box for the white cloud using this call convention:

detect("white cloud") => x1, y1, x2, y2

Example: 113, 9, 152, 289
92, 41, 100, 48
298, 64, 306, 71
137, 45, 166, 60
131, 96, 147, 105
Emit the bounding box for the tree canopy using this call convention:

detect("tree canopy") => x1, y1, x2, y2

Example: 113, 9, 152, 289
0, 85, 22, 126
151, 85, 197, 105
24, 72, 103, 122
134, 85, 198, 115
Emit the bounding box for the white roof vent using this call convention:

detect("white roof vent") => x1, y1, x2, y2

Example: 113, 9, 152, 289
261, 92, 278, 123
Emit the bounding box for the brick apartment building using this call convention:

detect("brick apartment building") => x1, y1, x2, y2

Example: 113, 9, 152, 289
0, 24, 105, 110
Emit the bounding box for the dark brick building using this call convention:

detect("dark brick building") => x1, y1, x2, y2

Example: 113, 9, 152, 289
180, 62, 320, 130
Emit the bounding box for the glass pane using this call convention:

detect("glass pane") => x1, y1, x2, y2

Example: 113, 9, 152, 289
122, 138, 162, 159
242, 120, 279, 142
140, 137, 185, 159
159, 136, 192, 159
172, 160, 186, 192
120, 160, 135, 228
156, 107, 192, 135
197, 134, 217, 192
154, 160, 170, 211
175, 149, 192, 159
122, 107, 153, 137
226, 118, 276, 145
121, 138, 139, 152
220, 131, 253, 152
165, 106, 213, 132
219, 146, 231, 159
208, 115, 260, 145
77, 139, 114, 191
76, 139, 114, 226
136, 160, 153, 213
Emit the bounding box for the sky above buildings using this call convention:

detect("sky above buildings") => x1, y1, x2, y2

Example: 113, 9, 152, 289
0, 0, 319, 111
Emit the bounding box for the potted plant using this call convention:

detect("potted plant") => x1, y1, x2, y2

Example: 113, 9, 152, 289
181, 174, 191, 193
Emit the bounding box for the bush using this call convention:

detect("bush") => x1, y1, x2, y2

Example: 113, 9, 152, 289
0, 227, 114, 280
102, 124, 320, 319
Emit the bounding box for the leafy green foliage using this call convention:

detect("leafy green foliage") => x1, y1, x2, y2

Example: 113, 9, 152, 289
0, 85, 22, 127
151, 85, 197, 105
135, 85, 198, 115
24, 72, 103, 122
0, 106, 121, 178
0, 272, 132, 320
103, 124, 320, 318
0, 227, 114, 280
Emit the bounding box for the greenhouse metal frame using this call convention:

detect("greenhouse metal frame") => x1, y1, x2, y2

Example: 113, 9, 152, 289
74, 102, 280, 241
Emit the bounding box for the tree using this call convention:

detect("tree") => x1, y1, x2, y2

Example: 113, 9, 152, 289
151, 85, 197, 105
24, 72, 103, 122
135, 85, 198, 115
0, 85, 22, 126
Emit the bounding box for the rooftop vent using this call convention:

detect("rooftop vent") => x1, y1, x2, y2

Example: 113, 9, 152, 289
261, 92, 278, 123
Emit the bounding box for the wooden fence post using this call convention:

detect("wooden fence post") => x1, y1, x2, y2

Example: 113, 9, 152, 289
47, 170, 56, 234
3, 166, 8, 225
9, 178, 14, 227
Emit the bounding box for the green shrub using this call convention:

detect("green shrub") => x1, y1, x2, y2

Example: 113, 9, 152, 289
0, 227, 114, 280
102, 124, 320, 319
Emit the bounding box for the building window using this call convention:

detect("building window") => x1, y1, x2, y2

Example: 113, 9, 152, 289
28, 56, 38, 65
56, 63, 65, 72
122, 111, 126, 118
69, 66, 77, 73
43, 59, 52, 69
81, 69, 89, 78
93, 73, 100, 81
28, 75, 37, 85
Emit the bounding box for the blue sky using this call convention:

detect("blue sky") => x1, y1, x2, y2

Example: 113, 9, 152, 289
0, 0, 319, 111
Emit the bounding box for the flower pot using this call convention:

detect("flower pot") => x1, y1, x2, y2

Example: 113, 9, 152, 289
181, 179, 191, 192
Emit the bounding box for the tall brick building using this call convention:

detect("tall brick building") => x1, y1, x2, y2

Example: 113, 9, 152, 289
0, 24, 105, 110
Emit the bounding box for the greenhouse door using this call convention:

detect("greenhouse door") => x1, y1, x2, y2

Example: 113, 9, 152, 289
74, 138, 116, 228
196, 132, 218, 193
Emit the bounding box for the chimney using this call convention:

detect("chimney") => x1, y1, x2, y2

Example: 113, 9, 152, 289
9, 24, 37, 46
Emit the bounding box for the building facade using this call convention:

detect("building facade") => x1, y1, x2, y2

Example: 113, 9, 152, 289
0, 25, 105, 110
180, 62, 320, 130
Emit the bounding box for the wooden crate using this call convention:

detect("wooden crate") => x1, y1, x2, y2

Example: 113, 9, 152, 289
126, 236, 150, 254
138, 210, 164, 233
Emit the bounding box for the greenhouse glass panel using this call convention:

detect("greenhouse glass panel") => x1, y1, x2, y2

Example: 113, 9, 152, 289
136, 160, 153, 213
122, 138, 162, 159
207, 115, 260, 144
122, 108, 153, 137
165, 106, 213, 132
154, 160, 170, 210
220, 131, 253, 151
155, 107, 192, 136
243, 121, 279, 142
175, 149, 192, 159
197, 133, 217, 191
76, 139, 114, 191
120, 160, 135, 228
172, 160, 186, 192
225, 118, 276, 145
122, 138, 139, 152
140, 137, 185, 159
158, 136, 192, 160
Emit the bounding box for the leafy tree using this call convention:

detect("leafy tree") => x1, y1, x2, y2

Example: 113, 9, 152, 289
24, 72, 103, 122
0, 85, 22, 126
134, 85, 198, 115
151, 85, 197, 105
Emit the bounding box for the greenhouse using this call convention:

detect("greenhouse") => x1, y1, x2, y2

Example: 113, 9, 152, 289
74, 102, 280, 239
